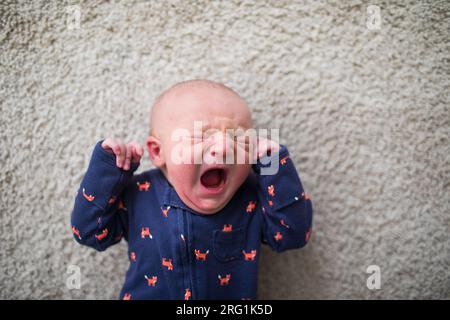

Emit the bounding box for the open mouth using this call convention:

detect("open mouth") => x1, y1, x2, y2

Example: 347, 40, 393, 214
200, 168, 227, 191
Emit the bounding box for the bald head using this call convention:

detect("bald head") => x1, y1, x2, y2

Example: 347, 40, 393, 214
149, 79, 251, 138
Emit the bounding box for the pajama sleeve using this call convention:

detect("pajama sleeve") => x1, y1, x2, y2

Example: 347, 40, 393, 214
253, 145, 313, 252
70, 140, 139, 252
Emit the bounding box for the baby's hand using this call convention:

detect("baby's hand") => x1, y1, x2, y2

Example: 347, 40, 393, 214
253, 137, 280, 161
101, 138, 144, 170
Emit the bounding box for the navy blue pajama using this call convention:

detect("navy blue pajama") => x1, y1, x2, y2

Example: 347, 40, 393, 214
71, 141, 313, 300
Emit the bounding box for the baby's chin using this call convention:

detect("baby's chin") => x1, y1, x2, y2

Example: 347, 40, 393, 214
184, 193, 231, 215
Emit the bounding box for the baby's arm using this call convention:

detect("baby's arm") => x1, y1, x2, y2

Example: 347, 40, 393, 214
70, 139, 143, 251
253, 141, 313, 252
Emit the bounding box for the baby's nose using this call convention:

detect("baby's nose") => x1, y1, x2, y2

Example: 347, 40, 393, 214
204, 132, 233, 162
209, 138, 227, 158
209, 145, 224, 158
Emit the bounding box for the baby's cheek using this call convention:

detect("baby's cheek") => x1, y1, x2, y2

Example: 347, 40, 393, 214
169, 163, 199, 187
231, 164, 251, 184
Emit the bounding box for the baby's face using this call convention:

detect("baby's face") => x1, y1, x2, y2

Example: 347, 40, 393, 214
151, 86, 253, 214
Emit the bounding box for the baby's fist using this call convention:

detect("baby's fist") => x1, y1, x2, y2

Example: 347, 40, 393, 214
101, 138, 143, 170
253, 137, 280, 161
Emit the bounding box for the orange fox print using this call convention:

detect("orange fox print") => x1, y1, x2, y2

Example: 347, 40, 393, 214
218, 274, 231, 286
95, 228, 108, 241
162, 258, 173, 271
246, 201, 256, 213
162, 206, 171, 218
194, 249, 209, 261
280, 155, 289, 165
184, 289, 191, 300
301, 192, 310, 200
144, 275, 158, 287
71, 226, 82, 239
242, 250, 257, 261
268, 185, 275, 197
141, 227, 153, 239
137, 181, 150, 191
82, 188, 95, 202
274, 231, 283, 241
222, 224, 232, 232
305, 227, 312, 242
280, 219, 290, 228
130, 252, 136, 262
268, 200, 273, 207
123, 293, 131, 300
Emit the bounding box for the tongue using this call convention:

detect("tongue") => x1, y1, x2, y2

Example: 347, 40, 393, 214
201, 169, 222, 188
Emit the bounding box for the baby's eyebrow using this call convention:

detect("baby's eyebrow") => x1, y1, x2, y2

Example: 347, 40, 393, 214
201, 124, 213, 132
191, 122, 211, 132
190, 128, 248, 139
190, 121, 249, 136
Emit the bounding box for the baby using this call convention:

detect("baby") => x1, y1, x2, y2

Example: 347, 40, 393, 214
71, 79, 313, 300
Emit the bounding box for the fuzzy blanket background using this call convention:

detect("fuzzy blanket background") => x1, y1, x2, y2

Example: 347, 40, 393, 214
0, 0, 449, 299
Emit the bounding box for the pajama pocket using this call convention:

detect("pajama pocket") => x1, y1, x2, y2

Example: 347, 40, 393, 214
212, 228, 245, 262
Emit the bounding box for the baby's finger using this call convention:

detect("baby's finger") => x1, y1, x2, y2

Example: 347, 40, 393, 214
256, 138, 271, 159
251, 136, 261, 161
268, 139, 280, 154
116, 143, 126, 168
101, 138, 121, 155
124, 144, 133, 170
251, 136, 259, 160
129, 142, 143, 163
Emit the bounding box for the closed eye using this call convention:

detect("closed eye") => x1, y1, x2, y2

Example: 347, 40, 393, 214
182, 135, 203, 144
234, 135, 251, 145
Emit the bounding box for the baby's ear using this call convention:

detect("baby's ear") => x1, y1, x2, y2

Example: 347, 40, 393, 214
146, 136, 165, 168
